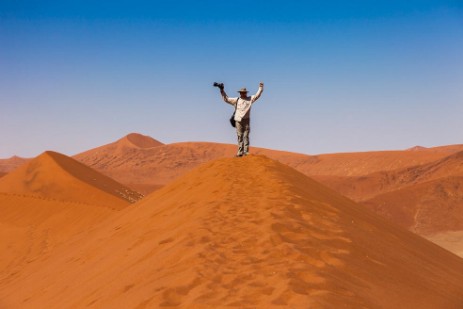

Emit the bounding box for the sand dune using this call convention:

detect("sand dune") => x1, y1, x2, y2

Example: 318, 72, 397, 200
400, 150, 463, 182
319, 150, 463, 201
0, 151, 142, 209
5, 133, 463, 256
293, 147, 463, 177
407, 144, 463, 154
362, 176, 463, 235
1, 155, 462, 308
314, 151, 463, 238
74, 133, 463, 195
74, 137, 239, 194
0, 155, 29, 173
314, 152, 463, 257
321, 149, 463, 195
72, 134, 463, 256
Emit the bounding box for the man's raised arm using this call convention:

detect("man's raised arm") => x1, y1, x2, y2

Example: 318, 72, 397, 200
251, 82, 264, 103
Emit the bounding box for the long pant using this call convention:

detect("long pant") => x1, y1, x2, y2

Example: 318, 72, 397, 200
236, 118, 250, 155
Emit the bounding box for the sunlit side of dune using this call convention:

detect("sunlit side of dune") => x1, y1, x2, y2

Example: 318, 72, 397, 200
0, 193, 116, 284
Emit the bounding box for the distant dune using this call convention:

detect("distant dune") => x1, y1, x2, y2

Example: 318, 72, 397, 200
0, 151, 142, 209
74, 133, 462, 194
362, 176, 463, 235
319, 150, 463, 200
314, 151, 463, 241
295, 147, 462, 177
0, 155, 29, 173
1, 155, 462, 308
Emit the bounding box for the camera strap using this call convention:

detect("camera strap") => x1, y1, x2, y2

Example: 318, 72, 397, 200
232, 97, 239, 117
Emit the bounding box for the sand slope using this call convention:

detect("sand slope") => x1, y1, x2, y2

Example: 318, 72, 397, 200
0, 151, 142, 209
0, 193, 116, 283
1, 155, 462, 308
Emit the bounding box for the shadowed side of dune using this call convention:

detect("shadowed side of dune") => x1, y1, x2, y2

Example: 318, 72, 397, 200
1, 155, 462, 309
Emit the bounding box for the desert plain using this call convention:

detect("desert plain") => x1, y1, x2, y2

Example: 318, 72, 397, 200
1, 133, 463, 308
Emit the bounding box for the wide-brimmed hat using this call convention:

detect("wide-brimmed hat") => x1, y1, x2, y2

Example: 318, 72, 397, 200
237, 87, 248, 93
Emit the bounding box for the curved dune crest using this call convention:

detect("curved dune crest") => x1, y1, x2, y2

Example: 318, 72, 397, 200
1, 155, 462, 308
125, 132, 164, 148
0, 151, 142, 209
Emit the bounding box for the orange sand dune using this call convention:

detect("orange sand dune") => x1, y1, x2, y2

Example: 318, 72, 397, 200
0, 151, 142, 209
73, 134, 463, 256
303, 145, 463, 177
398, 150, 463, 182
313, 152, 463, 255
313, 150, 463, 205
407, 144, 463, 153
362, 176, 463, 236
0, 193, 116, 282
1, 155, 462, 308
0, 172, 6, 178
0, 155, 29, 173
74, 133, 462, 194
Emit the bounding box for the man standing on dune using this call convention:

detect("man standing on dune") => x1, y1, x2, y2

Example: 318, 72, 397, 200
217, 82, 264, 157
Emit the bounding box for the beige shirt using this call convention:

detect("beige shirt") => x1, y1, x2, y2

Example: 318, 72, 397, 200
221, 85, 264, 122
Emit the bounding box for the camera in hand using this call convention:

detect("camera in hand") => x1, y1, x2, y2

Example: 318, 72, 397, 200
213, 82, 224, 90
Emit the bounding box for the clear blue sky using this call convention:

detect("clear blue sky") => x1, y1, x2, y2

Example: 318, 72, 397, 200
1, 1, 462, 158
